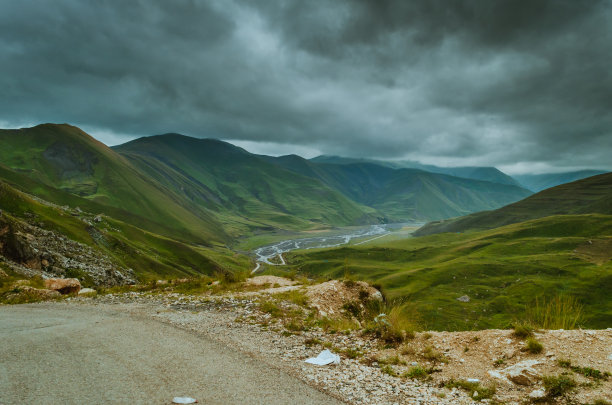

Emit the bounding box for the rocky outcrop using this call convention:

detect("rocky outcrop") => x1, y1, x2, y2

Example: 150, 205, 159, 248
0, 215, 135, 286
45, 278, 81, 294
305, 280, 382, 318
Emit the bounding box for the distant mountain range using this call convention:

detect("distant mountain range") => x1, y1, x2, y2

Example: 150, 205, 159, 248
514, 170, 608, 192
0, 124, 534, 241
311, 155, 521, 186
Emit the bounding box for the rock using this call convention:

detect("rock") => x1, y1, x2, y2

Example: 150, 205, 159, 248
94, 215, 103, 223
490, 359, 541, 386
78, 287, 96, 295
456, 295, 470, 302
529, 389, 546, 399
45, 278, 81, 294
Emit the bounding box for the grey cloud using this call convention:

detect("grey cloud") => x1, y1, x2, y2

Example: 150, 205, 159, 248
0, 0, 610, 173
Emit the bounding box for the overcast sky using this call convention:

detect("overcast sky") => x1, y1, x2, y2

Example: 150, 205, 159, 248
1, 0, 611, 174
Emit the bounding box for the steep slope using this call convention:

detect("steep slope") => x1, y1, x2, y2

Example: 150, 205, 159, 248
266, 155, 532, 222
0, 124, 227, 244
287, 214, 612, 330
113, 134, 381, 234
0, 181, 250, 284
311, 155, 520, 186
514, 170, 608, 192
415, 172, 612, 236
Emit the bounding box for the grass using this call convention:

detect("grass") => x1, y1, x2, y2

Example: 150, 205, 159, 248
524, 337, 544, 354
380, 365, 398, 377
403, 366, 431, 380
444, 379, 496, 401
422, 345, 449, 363
287, 214, 612, 330
558, 359, 610, 380
527, 295, 584, 330
512, 322, 534, 339
542, 374, 577, 398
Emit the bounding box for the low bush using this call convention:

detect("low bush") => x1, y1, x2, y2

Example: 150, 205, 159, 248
524, 337, 544, 354
542, 374, 576, 398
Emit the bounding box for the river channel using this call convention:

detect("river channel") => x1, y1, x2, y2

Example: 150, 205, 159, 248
252, 223, 420, 271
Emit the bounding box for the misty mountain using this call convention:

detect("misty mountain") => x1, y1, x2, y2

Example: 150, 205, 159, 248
514, 170, 608, 192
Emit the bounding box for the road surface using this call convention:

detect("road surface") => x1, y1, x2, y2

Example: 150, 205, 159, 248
0, 303, 342, 404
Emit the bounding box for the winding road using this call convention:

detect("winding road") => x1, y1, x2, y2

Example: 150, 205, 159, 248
0, 304, 342, 405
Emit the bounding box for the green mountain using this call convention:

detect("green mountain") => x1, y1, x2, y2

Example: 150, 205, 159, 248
0, 124, 227, 244
266, 155, 532, 222
113, 134, 381, 235
415, 172, 612, 236
514, 170, 608, 192
286, 213, 612, 330
311, 155, 521, 187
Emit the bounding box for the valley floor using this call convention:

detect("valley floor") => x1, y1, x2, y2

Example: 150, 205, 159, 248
3, 286, 609, 404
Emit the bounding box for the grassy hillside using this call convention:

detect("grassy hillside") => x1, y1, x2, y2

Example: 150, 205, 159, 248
310, 155, 521, 186
266, 156, 532, 222
415, 172, 612, 236
0, 180, 250, 281
284, 214, 612, 330
514, 170, 608, 192
114, 134, 381, 235
0, 124, 227, 244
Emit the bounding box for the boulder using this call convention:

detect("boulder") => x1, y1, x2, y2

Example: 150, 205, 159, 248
78, 287, 96, 296
45, 278, 81, 294
457, 295, 470, 302
488, 359, 542, 386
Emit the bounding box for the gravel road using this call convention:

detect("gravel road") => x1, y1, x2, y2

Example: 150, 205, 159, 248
0, 303, 342, 405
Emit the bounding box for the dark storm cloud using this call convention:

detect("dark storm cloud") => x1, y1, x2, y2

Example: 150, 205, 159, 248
1, 0, 611, 173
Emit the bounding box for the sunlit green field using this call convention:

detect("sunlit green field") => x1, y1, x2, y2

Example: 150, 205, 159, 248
283, 214, 612, 331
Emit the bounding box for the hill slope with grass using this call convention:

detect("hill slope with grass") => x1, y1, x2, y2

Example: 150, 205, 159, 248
113, 134, 381, 235
0, 124, 227, 244
266, 155, 532, 222
514, 170, 608, 192
284, 214, 612, 330
415, 172, 612, 236
0, 180, 250, 286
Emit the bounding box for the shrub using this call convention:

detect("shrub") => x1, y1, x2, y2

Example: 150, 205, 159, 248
512, 322, 534, 339
527, 295, 583, 330
524, 337, 544, 354
404, 366, 429, 380
422, 345, 448, 363
380, 365, 398, 377
365, 300, 418, 343
542, 374, 576, 397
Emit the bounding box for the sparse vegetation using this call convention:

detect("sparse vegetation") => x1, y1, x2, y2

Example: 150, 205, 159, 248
524, 337, 544, 354
542, 374, 577, 398
380, 364, 398, 377
512, 322, 534, 339
558, 359, 610, 380
422, 345, 448, 363
403, 366, 430, 380
444, 379, 496, 401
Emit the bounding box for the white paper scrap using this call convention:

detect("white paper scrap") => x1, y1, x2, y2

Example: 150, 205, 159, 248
304, 349, 340, 366
172, 397, 197, 404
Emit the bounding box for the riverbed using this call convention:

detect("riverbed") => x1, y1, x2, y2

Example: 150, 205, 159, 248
252, 223, 420, 268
